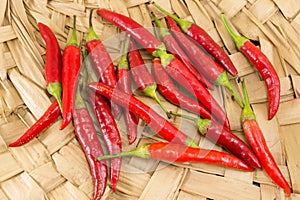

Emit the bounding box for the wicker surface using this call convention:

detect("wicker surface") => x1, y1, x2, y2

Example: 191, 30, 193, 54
0, 0, 300, 199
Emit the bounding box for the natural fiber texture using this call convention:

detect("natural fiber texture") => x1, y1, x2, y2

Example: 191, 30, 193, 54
0, 0, 300, 199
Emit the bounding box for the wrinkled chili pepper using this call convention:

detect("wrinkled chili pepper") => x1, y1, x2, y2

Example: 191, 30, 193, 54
241, 81, 290, 196
152, 58, 212, 120
38, 23, 63, 111
153, 2, 238, 78
88, 82, 198, 148
170, 111, 261, 169
96, 9, 230, 129
128, 38, 171, 118
88, 92, 122, 192
165, 16, 243, 107
9, 100, 60, 147
221, 15, 280, 120
153, 15, 214, 90
97, 142, 253, 171
117, 36, 139, 144
86, 10, 122, 118
60, 16, 81, 130
73, 79, 107, 200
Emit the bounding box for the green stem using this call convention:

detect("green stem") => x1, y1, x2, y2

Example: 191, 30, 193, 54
47, 82, 63, 112
221, 14, 248, 49
66, 16, 78, 46
152, 13, 170, 37
117, 35, 130, 70
86, 10, 100, 42
241, 80, 256, 122
152, 43, 174, 67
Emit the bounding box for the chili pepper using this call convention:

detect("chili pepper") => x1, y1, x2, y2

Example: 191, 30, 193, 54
221, 15, 280, 120
128, 38, 171, 118
88, 92, 122, 192
60, 16, 81, 130
165, 16, 243, 107
152, 15, 214, 90
153, 2, 238, 78
241, 81, 290, 196
97, 142, 253, 171
152, 58, 212, 120
96, 9, 230, 129
86, 10, 122, 118
88, 82, 198, 148
38, 23, 63, 111
9, 100, 60, 147
170, 111, 261, 169
117, 36, 139, 144
74, 79, 107, 200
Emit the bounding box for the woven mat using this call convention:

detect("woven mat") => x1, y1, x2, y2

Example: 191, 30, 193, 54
0, 0, 300, 199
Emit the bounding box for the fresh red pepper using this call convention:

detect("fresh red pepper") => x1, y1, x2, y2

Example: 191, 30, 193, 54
241, 81, 290, 196
38, 23, 63, 111
153, 3, 238, 77
153, 15, 214, 90
9, 100, 60, 147
88, 92, 122, 192
152, 58, 212, 120
165, 16, 243, 107
97, 142, 253, 171
117, 36, 139, 144
86, 10, 122, 118
60, 16, 81, 130
88, 82, 198, 148
222, 15, 280, 120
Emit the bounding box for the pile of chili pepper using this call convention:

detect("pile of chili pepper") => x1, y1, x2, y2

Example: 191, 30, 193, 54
8, 4, 292, 199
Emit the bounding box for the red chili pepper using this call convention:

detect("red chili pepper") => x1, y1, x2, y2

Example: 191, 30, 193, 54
153, 3, 238, 77
153, 15, 214, 90
88, 92, 122, 192
221, 15, 280, 120
88, 82, 198, 148
60, 16, 81, 130
152, 58, 212, 120
128, 38, 170, 118
241, 81, 290, 196
9, 100, 60, 147
86, 10, 122, 118
73, 84, 107, 200
117, 36, 139, 144
165, 16, 243, 107
38, 23, 63, 111
97, 142, 253, 171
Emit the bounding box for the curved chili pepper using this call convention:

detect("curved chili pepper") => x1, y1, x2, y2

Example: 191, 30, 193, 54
221, 15, 280, 120
170, 112, 261, 168
38, 23, 63, 111
88, 92, 122, 192
97, 142, 253, 171
152, 58, 212, 120
153, 15, 214, 90
74, 85, 107, 200
9, 100, 60, 147
165, 16, 243, 107
128, 38, 170, 118
117, 36, 139, 144
88, 82, 198, 148
153, 2, 238, 77
241, 81, 290, 196
86, 10, 122, 118
60, 16, 81, 130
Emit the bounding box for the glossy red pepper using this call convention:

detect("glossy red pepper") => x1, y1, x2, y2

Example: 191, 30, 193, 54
88, 82, 198, 148
222, 15, 280, 120
9, 100, 60, 147
153, 3, 238, 77
38, 23, 63, 111
97, 142, 253, 171
241, 81, 290, 196
117, 36, 139, 144
88, 92, 122, 192
60, 17, 81, 130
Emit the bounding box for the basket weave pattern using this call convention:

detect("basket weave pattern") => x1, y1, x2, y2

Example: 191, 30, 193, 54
0, 0, 300, 199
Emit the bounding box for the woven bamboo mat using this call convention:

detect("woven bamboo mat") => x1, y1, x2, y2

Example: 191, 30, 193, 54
0, 0, 300, 199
